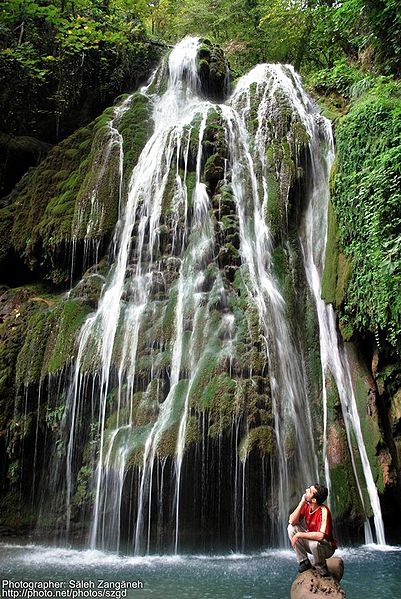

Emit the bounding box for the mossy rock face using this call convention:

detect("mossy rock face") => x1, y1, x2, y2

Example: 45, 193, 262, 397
117, 93, 154, 194
347, 344, 386, 494
0, 195, 15, 273
321, 198, 351, 311
15, 293, 92, 386
239, 425, 275, 460
331, 94, 401, 353
204, 153, 225, 190
326, 386, 362, 521
0, 286, 62, 396
8, 124, 94, 280
197, 40, 228, 101
324, 349, 389, 518
0, 288, 39, 425
321, 199, 339, 305
232, 71, 311, 246
157, 424, 179, 458
2, 93, 155, 285
325, 370, 366, 521
69, 268, 105, 309
0, 286, 60, 495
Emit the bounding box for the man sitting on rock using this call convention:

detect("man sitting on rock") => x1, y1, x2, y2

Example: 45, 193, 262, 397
288, 483, 337, 577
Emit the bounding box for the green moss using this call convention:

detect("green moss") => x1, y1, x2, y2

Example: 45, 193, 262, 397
185, 171, 197, 208
9, 123, 94, 277
124, 425, 154, 469
353, 363, 384, 493
71, 122, 121, 241
162, 287, 178, 342
326, 372, 341, 417
185, 415, 201, 445
118, 92, 154, 190
198, 372, 236, 411
157, 424, 179, 458
304, 293, 323, 410
16, 306, 56, 386
338, 318, 354, 342
265, 162, 281, 238
239, 425, 275, 460
321, 199, 339, 305
204, 153, 225, 187
5, 94, 149, 281
332, 93, 401, 352
45, 299, 92, 374
72, 465, 93, 508
105, 406, 131, 431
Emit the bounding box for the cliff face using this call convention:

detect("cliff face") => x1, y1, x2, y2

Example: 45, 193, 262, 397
322, 91, 401, 535
0, 39, 399, 550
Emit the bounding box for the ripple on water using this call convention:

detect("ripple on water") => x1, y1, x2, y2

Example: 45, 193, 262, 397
1, 543, 401, 599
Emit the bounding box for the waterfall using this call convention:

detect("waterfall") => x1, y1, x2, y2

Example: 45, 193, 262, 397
34, 37, 387, 553
299, 96, 386, 545
220, 65, 323, 543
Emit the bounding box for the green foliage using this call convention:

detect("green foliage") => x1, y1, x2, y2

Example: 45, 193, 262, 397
45, 404, 65, 430
332, 91, 401, 352
0, 0, 159, 139
362, 0, 401, 75
309, 59, 365, 98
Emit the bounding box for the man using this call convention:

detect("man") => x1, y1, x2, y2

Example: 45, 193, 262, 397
288, 483, 337, 577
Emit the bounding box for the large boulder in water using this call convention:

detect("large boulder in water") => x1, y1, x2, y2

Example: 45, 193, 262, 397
291, 558, 345, 598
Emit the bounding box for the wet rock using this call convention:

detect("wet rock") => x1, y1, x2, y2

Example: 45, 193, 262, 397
204, 154, 225, 192
197, 41, 228, 101
223, 264, 238, 283
291, 558, 345, 599
69, 272, 104, 308
326, 557, 344, 582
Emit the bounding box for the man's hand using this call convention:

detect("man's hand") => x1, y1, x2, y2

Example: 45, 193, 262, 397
291, 532, 300, 548
289, 495, 307, 526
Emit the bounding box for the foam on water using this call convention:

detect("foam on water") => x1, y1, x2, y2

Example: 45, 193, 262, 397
2, 541, 401, 599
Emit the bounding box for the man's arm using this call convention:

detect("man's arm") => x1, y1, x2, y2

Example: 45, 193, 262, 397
290, 530, 324, 548
288, 496, 306, 526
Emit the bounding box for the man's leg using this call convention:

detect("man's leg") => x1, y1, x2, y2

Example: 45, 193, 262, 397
287, 524, 311, 565
309, 540, 335, 575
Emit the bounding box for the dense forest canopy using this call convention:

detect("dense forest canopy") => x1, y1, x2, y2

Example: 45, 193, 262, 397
1, 0, 401, 135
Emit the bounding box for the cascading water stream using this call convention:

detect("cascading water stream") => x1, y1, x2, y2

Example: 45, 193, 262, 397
38, 37, 388, 555
221, 65, 324, 543
70, 98, 129, 285
298, 94, 386, 545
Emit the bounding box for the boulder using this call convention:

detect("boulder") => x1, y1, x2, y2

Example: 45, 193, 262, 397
291, 558, 345, 599
326, 557, 344, 582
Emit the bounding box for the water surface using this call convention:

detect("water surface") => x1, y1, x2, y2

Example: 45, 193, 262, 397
1, 542, 400, 598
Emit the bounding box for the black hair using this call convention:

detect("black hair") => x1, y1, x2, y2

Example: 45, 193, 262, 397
313, 483, 328, 505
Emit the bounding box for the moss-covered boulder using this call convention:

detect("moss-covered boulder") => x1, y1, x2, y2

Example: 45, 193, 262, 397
198, 40, 228, 100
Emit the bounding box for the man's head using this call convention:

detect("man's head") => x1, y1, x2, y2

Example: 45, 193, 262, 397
304, 483, 328, 506
312, 483, 328, 505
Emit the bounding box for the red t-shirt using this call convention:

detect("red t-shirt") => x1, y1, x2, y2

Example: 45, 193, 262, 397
300, 503, 337, 549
